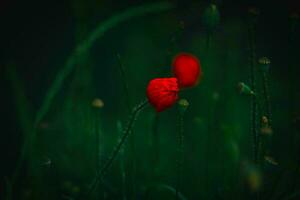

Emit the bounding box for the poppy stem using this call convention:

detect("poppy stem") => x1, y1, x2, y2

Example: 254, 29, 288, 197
248, 19, 259, 166
262, 72, 272, 126
176, 100, 188, 200
248, 13, 261, 200
206, 32, 212, 51
116, 53, 131, 111
117, 121, 127, 200
260, 71, 273, 161
175, 113, 184, 200
152, 113, 160, 175
84, 99, 149, 199
116, 53, 137, 199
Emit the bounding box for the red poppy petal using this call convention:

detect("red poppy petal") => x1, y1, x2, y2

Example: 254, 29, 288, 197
172, 53, 202, 88
146, 77, 179, 112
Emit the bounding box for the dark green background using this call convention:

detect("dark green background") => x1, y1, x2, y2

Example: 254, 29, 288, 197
1, 0, 299, 199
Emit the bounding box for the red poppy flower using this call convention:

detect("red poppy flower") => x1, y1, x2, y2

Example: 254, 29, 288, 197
146, 77, 179, 112
172, 53, 202, 88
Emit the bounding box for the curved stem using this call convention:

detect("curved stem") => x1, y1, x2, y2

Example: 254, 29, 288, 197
35, 1, 173, 125
34, 0, 174, 148
8, 4, 174, 197
84, 99, 149, 198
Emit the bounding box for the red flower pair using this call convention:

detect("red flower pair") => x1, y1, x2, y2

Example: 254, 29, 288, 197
147, 53, 202, 112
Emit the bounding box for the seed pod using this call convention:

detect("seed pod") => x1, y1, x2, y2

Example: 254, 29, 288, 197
247, 7, 260, 25
202, 4, 220, 32
237, 82, 255, 95
258, 57, 271, 73
289, 12, 299, 40
92, 98, 104, 108
178, 99, 189, 115
261, 116, 273, 135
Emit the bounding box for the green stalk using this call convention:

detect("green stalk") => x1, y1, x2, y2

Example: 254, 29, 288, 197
152, 113, 160, 174
116, 54, 131, 111
93, 107, 102, 198
206, 32, 212, 51
175, 113, 184, 200
84, 100, 149, 199
117, 121, 127, 200
248, 13, 260, 200
248, 21, 259, 165
116, 53, 137, 199
262, 72, 272, 125
175, 100, 188, 200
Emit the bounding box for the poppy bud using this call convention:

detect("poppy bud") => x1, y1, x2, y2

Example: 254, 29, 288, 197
172, 53, 202, 88
264, 156, 278, 166
261, 116, 273, 135
248, 7, 260, 16
92, 98, 104, 108
146, 77, 179, 112
237, 82, 255, 96
258, 57, 271, 73
178, 99, 189, 115
289, 12, 299, 40
247, 7, 260, 26
202, 4, 220, 32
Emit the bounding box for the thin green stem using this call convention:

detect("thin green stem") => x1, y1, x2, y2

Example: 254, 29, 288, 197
152, 113, 160, 172
248, 17, 260, 200
116, 53, 138, 199
116, 53, 131, 112
117, 121, 127, 200
84, 99, 149, 199
262, 72, 272, 125
248, 23, 259, 165
175, 112, 185, 200
206, 32, 212, 51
